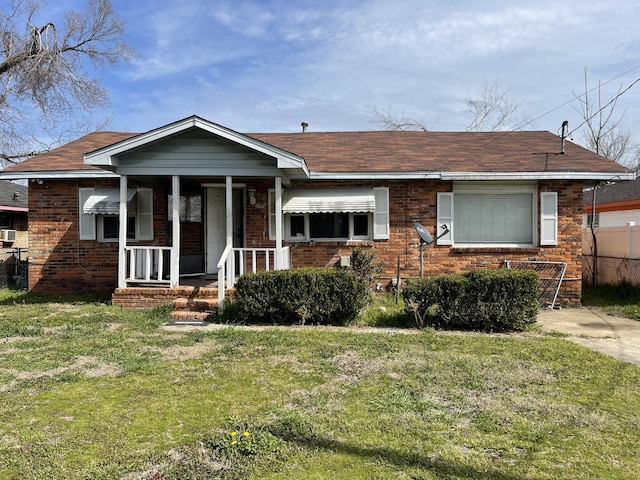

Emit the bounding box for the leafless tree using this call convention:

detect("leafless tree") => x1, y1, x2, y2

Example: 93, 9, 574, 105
572, 68, 640, 168
465, 80, 529, 132
0, 0, 132, 165
367, 105, 429, 131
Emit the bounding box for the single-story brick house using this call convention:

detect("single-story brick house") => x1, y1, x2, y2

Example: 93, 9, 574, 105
0, 115, 633, 308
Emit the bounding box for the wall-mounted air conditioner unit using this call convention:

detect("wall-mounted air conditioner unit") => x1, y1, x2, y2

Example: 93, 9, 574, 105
0, 229, 17, 242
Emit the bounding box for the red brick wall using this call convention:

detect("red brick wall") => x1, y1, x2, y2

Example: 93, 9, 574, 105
245, 179, 277, 248
28, 178, 584, 305
28, 179, 167, 294
279, 179, 584, 306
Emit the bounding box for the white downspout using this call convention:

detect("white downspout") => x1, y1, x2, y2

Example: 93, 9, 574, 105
170, 175, 180, 288
275, 176, 282, 269
118, 175, 128, 288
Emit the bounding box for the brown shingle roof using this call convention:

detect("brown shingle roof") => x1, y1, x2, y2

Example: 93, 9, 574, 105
2, 129, 629, 175
251, 130, 626, 174
2, 132, 136, 173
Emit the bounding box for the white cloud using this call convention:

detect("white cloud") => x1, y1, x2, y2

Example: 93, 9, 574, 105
103, 0, 640, 141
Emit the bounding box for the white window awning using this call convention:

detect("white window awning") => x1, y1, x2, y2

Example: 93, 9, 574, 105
283, 188, 376, 213
83, 188, 136, 215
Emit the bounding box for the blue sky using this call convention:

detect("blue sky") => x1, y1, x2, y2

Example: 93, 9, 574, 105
53, 1, 640, 145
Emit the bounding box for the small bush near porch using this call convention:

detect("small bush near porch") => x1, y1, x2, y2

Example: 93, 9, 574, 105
232, 267, 368, 325
402, 269, 539, 332
1, 289, 640, 479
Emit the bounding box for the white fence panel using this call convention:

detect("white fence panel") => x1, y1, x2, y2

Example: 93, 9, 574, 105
583, 224, 640, 285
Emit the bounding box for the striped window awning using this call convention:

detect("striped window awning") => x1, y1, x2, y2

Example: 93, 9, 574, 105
282, 188, 376, 213
83, 188, 136, 215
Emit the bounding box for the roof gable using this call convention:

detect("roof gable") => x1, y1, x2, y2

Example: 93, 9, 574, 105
85, 116, 309, 178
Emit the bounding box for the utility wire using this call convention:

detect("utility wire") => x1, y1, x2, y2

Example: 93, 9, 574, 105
568, 76, 640, 136
511, 64, 640, 132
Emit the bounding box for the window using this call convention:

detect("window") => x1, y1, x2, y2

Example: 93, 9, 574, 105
289, 215, 305, 238
310, 213, 348, 239
455, 193, 533, 244
168, 193, 202, 223
353, 214, 369, 237
586, 213, 600, 227
0, 213, 10, 229
101, 215, 136, 240
437, 183, 557, 247
79, 187, 154, 241
268, 187, 389, 241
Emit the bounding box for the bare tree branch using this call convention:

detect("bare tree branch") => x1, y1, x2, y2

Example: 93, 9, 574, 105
465, 80, 529, 131
367, 105, 429, 131
572, 67, 638, 165
0, 0, 132, 166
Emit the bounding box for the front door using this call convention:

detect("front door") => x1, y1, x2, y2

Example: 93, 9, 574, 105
205, 187, 244, 276
206, 188, 226, 276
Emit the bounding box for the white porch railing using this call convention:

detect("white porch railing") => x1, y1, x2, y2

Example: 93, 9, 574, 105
217, 246, 291, 309
124, 245, 291, 309
125, 246, 172, 284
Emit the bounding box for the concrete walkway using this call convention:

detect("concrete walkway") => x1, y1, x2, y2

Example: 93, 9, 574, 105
537, 308, 640, 366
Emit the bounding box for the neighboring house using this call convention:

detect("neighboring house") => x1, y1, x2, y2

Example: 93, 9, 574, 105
0, 179, 28, 288
583, 179, 640, 228
0, 179, 28, 248
583, 179, 640, 286
0, 115, 632, 308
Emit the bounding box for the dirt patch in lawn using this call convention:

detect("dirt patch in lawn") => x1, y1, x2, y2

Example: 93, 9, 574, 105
0, 355, 122, 392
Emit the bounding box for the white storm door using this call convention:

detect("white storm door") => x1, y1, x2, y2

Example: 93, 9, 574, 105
206, 188, 227, 275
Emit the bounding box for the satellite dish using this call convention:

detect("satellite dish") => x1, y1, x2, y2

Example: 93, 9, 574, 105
414, 221, 450, 276
414, 221, 434, 245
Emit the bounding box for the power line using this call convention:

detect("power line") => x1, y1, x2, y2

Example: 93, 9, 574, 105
568, 76, 640, 136
512, 64, 640, 132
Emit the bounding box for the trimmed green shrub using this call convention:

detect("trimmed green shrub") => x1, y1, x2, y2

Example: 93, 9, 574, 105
403, 268, 538, 331
233, 267, 368, 325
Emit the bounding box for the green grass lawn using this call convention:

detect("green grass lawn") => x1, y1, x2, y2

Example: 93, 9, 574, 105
582, 282, 640, 320
1, 289, 640, 479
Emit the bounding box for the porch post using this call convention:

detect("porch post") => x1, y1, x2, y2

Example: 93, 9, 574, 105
118, 175, 128, 288
170, 175, 180, 288
275, 176, 283, 269
225, 176, 233, 246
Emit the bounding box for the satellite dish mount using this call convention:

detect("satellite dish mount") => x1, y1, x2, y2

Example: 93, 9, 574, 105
414, 221, 449, 276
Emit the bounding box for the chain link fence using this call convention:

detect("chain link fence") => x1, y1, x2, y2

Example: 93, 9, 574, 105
503, 260, 567, 309
582, 255, 640, 286
0, 248, 28, 288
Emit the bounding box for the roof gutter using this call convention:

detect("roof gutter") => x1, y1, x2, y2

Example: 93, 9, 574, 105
1, 169, 633, 182
440, 171, 636, 181
310, 171, 636, 181
310, 171, 443, 180
0, 170, 120, 180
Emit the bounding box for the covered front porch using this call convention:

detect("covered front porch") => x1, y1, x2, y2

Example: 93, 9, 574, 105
83, 116, 309, 311
113, 175, 291, 310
